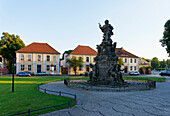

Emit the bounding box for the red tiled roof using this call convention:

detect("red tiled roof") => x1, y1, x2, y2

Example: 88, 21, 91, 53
16, 42, 60, 54
115, 48, 139, 58
69, 45, 97, 55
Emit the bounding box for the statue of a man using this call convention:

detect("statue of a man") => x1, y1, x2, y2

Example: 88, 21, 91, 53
99, 20, 114, 40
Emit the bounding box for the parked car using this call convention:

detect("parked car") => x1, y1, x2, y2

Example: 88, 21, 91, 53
24, 71, 32, 75
80, 72, 89, 76
129, 71, 140, 76
36, 72, 49, 76
16, 72, 31, 77
159, 70, 170, 76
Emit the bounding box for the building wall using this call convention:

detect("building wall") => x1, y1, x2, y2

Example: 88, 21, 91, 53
16, 53, 60, 74
121, 57, 139, 72
66, 54, 96, 75
138, 58, 151, 69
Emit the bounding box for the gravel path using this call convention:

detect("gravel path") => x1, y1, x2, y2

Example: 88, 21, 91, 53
39, 80, 170, 116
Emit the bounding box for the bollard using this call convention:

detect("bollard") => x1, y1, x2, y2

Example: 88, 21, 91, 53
28, 109, 31, 116
44, 89, 46, 93
68, 101, 70, 108
59, 91, 61, 96
74, 95, 76, 100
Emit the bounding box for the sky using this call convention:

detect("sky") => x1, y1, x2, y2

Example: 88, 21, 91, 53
0, 0, 170, 60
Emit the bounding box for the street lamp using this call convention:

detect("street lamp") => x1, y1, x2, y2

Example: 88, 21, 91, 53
12, 58, 16, 92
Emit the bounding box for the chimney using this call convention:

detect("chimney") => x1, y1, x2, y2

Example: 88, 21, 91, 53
121, 47, 123, 50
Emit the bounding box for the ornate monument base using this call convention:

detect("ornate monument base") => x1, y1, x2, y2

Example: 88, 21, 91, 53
88, 20, 124, 85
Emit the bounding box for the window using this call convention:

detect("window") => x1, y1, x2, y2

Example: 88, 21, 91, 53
28, 55, 31, 61
130, 59, 133, 63
125, 58, 127, 63
54, 65, 56, 71
86, 57, 89, 62
53, 56, 56, 61
37, 55, 41, 61
134, 66, 136, 70
134, 59, 136, 63
21, 54, 24, 61
28, 65, 31, 71
79, 66, 82, 71
46, 65, 50, 71
86, 66, 89, 72
130, 66, 133, 71
47, 55, 50, 61
21, 65, 24, 71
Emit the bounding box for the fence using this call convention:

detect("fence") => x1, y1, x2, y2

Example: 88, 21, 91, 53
9, 84, 77, 116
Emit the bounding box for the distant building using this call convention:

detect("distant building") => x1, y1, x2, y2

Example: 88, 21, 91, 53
138, 58, 151, 69
16, 42, 60, 74
115, 47, 139, 73
60, 45, 97, 75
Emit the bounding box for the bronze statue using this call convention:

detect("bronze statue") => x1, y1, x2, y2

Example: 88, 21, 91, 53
99, 20, 114, 41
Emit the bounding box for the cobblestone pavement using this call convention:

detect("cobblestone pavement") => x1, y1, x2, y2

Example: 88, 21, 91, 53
39, 80, 170, 116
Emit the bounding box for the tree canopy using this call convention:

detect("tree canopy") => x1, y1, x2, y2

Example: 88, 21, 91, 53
151, 57, 160, 69
117, 57, 124, 66
0, 32, 25, 73
66, 56, 83, 75
160, 19, 170, 56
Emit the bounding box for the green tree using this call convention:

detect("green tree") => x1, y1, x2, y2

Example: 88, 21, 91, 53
66, 56, 83, 75
0, 32, 25, 73
160, 19, 170, 56
160, 59, 166, 68
151, 57, 160, 69
61, 50, 73, 60
166, 59, 170, 67
117, 57, 124, 66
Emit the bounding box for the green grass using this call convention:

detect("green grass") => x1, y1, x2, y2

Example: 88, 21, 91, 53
0, 76, 79, 116
123, 76, 166, 82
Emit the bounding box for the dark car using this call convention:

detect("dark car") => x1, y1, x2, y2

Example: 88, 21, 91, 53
16, 72, 31, 77
159, 70, 170, 76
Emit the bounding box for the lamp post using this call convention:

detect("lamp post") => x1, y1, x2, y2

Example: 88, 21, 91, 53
12, 58, 16, 92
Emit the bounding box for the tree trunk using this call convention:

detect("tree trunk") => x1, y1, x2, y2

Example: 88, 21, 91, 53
73, 67, 77, 75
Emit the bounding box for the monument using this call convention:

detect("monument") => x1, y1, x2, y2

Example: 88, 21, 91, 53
89, 20, 124, 85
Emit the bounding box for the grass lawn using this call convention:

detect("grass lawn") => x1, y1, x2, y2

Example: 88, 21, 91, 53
123, 76, 166, 82
0, 76, 85, 116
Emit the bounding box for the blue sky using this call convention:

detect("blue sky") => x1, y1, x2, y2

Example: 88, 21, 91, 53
0, 0, 170, 60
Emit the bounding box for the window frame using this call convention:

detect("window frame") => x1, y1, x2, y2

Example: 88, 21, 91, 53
86, 57, 89, 62
28, 65, 31, 71
27, 55, 31, 61
21, 54, 24, 61
47, 55, 50, 61
53, 55, 57, 61
46, 65, 50, 71
21, 64, 24, 71
37, 55, 41, 61
130, 59, 133, 63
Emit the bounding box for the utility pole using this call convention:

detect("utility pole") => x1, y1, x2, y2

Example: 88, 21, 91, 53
12, 58, 16, 92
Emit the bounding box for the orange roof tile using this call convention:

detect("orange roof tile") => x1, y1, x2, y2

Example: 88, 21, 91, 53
16, 42, 60, 54
115, 48, 139, 58
69, 45, 97, 55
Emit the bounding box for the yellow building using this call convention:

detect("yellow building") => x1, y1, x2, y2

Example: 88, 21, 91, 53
16, 42, 60, 74
115, 47, 139, 73
138, 58, 151, 69
61, 45, 97, 75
